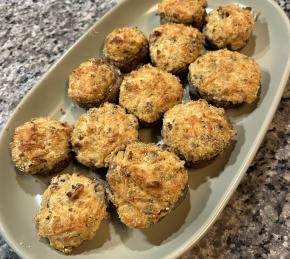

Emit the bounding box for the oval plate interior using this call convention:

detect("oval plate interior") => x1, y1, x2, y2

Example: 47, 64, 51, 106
0, 0, 290, 259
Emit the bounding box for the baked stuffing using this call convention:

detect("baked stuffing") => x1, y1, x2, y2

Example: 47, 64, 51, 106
158, 0, 207, 28
35, 173, 107, 254
203, 4, 255, 50
103, 27, 148, 73
71, 102, 139, 168
106, 142, 188, 228
10, 117, 72, 175
188, 49, 261, 106
119, 64, 183, 125
162, 100, 236, 164
149, 23, 204, 74
68, 58, 122, 109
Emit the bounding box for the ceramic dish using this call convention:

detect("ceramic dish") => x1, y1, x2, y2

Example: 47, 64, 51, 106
0, 0, 290, 258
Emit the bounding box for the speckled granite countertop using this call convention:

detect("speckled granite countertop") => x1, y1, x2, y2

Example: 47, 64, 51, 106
0, 0, 289, 258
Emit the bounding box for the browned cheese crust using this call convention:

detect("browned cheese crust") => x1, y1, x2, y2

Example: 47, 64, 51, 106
149, 23, 204, 74
119, 64, 183, 124
68, 58, 122, 109
71, 103, 139, 168
158, 0, 207, 28
103, 27, 148, 73
35, 173, 107, 254
188, 49, 261, 105
203, 4, 255, 50
10, 117, 72, 175
162, 100, 236, 164
106, 142, 188, 228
